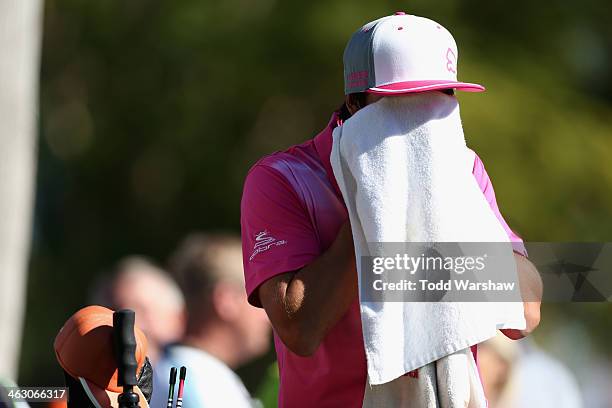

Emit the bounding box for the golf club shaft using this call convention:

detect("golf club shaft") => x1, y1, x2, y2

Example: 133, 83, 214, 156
176, 366, 187, 408
167, 366, 177, 408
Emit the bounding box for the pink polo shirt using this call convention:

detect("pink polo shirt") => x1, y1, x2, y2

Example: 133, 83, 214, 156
240, 113, 525, 408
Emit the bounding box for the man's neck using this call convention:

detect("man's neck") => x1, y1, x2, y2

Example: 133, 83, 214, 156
181, 325, 242, 369
313, 111, 343, 198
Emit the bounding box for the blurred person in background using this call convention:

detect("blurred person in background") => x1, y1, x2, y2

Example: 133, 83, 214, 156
91, 256, 186, 364
478, 333, 582, 408
151, 233, 270, 408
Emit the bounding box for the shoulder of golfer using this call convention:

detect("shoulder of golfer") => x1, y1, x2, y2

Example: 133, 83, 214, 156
240, 160, 358, 357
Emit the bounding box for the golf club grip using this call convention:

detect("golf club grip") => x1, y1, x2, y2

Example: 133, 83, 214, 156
113, 310, 138, 386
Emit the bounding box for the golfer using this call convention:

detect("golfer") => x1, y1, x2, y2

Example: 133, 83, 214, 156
240, 12, 541, 407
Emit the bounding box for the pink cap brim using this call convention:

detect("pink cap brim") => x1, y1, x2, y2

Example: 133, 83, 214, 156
367, 80, 485, 94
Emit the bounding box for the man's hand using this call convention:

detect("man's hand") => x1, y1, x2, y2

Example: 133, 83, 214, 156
258, 221, 357, 356
501, 252, 542, 340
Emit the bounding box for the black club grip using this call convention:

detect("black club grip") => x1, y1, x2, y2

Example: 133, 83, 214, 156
113, 309, 138, 387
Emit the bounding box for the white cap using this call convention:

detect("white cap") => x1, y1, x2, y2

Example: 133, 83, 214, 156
343, 12, 484, 95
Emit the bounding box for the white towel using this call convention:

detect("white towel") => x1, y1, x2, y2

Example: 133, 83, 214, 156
361, 348, 486, 408
330, 92, 526, 406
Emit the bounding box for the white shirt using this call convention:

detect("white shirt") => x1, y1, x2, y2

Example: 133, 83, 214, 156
151, 345, 255, 408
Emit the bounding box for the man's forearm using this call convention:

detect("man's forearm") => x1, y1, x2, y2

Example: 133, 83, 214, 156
501, 252, 542, 339
260, 222, 357, 356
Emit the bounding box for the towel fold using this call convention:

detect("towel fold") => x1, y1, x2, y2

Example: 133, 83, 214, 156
362, 348, 486, 408
329, 92, 525, 406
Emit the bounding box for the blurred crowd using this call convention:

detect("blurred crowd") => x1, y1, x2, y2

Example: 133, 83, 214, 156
98, 233, 270, 407
54, 232, 270, 408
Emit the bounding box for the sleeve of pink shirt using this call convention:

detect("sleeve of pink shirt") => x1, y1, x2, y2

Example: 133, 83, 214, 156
471, 152, 527, 257
241, 153, 526, 307
241, 164, 322, 307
